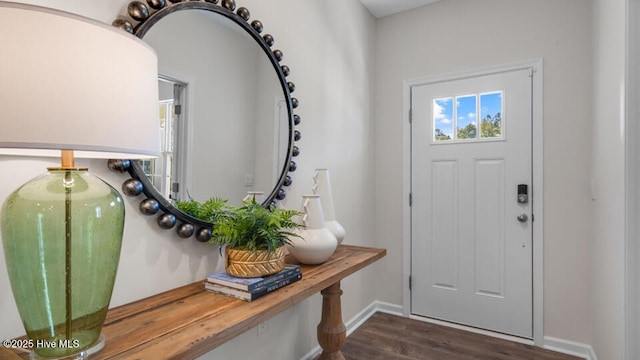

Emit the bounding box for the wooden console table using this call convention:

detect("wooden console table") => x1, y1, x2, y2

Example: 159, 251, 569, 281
3, 245, 385, 360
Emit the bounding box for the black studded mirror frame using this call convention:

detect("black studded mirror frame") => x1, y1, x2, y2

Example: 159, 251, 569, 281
108, 0, 301, 242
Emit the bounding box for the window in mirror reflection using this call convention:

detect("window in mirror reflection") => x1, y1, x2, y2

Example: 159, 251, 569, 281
141, 99, 175, 200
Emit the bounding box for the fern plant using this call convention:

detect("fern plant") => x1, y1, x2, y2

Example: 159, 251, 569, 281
175, 197, 232, 223
176, 196, 303, 253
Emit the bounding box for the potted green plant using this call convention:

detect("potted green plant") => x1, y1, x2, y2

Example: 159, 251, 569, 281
176, 197, 303, 278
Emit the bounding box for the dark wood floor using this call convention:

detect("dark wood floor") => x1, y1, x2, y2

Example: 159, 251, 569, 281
341, 313, 582, 360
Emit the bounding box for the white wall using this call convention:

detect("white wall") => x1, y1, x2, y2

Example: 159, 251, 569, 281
0, 1, 377, 359
591, 0, 627, 358
374, 0, 594, 346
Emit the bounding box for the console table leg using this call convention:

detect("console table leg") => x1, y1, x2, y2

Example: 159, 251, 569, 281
317, 281, 346, 360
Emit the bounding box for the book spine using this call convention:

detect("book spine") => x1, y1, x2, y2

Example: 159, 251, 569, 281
205, 272, 303, 301
246, 267, 301, 292
207, 266, 301, 291
248, 273, 302, 300
205, 288, 248, 301
206, 278, 251, 291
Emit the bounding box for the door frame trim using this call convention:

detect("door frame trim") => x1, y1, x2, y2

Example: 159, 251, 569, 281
402, 58, 544, 344
626, 0, 639, 358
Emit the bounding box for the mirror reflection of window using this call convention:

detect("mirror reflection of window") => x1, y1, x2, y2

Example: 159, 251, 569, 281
141, 100, 175, 199
274, 97, 288, 185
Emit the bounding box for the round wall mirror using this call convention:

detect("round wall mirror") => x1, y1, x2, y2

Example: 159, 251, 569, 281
109, 0, 301, 242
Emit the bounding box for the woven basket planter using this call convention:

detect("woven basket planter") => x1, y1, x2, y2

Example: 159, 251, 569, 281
225, 246, 286, 278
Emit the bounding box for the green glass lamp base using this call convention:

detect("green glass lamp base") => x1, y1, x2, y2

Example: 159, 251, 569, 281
29, 334, 105, 360
1, 169, 124, 359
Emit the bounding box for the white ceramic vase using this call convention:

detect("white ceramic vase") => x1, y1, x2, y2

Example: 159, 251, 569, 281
313, 168, 346, 244
287, 194, 337, 264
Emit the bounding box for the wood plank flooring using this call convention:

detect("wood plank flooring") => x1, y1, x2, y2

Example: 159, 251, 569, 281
341, 313, 582, 360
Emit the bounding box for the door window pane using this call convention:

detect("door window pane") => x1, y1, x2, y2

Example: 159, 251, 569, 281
434, 97, 453, 141
456, 95, 477, 139
432, 91, 503, 143
480, 92, 503, 138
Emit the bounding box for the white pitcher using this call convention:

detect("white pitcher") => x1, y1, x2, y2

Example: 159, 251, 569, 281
287, 194, 337, 264
313, 168, 346, 244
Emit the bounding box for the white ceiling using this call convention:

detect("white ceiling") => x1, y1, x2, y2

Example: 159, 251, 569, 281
359, 0, 441, 18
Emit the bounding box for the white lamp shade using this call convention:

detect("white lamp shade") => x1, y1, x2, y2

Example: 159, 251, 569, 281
0, 2, 159, 159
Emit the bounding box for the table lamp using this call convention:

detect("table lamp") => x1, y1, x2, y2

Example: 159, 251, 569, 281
0, 2, 158, 359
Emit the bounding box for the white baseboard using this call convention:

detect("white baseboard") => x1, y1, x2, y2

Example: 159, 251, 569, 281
543, 336, 597, 360
299, 301, 597, 360
344, 301, 403, 337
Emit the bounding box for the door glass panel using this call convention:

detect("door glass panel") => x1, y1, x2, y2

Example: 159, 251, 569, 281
432, 91, 504, 143
480, 92, 503, 138
456, 95, 477, 139
433, 97, 453, 141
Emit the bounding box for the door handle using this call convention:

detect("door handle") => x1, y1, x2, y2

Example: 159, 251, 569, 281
517, 213, 528, 223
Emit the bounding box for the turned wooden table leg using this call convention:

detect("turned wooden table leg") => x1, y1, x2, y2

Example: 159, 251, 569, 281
317, 281, 347, 360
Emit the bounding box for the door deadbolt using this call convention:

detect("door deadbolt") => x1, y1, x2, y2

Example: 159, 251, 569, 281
517, 184, 528, 204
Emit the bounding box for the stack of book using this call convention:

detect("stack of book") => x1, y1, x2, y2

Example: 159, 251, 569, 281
204, 264, 302, 301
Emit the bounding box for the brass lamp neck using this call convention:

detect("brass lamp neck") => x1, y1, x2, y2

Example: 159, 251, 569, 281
61, 150, 75, 168
47, 150, 88, 171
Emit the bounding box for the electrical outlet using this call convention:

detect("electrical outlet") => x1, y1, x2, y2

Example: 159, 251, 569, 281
257, 321, 267, 336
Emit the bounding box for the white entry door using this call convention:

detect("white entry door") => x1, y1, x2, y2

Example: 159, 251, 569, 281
410, 68, 533, 338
